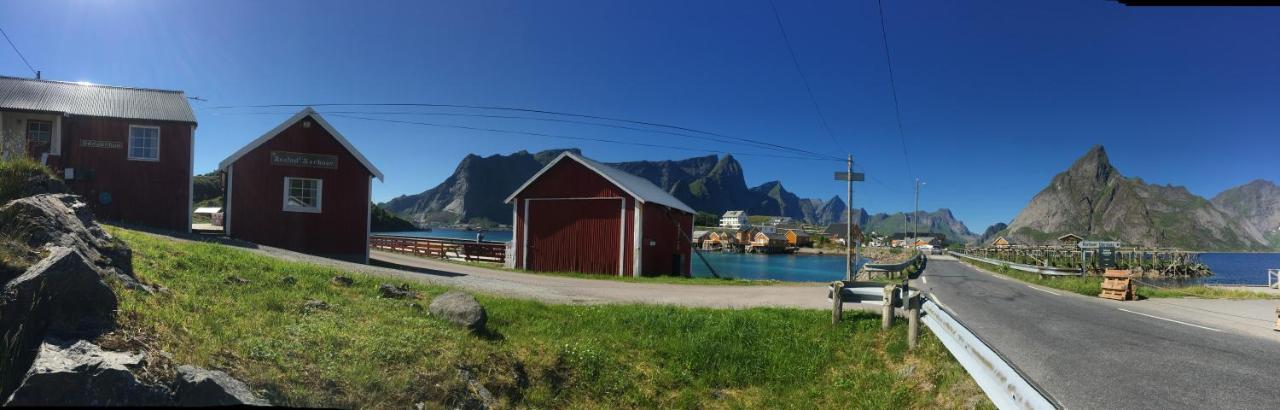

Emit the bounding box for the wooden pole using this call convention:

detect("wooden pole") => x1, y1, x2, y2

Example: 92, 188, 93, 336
831, 281, 844, 324
881, 284, 896, 330
907, 294, 921, 350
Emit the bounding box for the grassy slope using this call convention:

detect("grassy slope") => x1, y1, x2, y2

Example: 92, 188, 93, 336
957, 257, 1280, 300
107, 227, 989, 409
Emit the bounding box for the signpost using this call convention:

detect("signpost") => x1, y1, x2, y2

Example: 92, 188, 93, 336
834, 156, 865, 281
1079, 241, 1121, 270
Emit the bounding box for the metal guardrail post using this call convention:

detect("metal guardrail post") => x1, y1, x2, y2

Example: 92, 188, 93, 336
831, 281, 844, 324
907, 293, 921, 350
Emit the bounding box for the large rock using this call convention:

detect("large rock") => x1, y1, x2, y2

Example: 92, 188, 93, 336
0, 247, 118, 398
173, 365, 269, 406
0, 194, 138, 286
4, 339, 171, 406
429, 291, 487, 332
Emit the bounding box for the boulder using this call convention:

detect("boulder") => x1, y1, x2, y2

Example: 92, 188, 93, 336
378, 283, 417, 299
4, 339, 171, 406
173, 365, 269, 406
331, 276, 354, 286
429, 291, 487, 332
0, 194, 137, 286
0, 247, 118, 398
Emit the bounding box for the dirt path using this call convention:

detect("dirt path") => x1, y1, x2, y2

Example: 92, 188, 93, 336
135, 229, 852, 310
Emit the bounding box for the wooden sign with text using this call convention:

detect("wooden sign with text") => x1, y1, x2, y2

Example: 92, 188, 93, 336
270, 151, 338, 169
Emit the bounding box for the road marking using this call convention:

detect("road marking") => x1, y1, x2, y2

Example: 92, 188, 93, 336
1118, 308, 1223, 333
922, 276, 928, 284
1025, 285, 1061, 296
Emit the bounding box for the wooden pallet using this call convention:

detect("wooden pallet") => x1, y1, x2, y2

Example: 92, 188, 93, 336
1099, 269, 1135, 301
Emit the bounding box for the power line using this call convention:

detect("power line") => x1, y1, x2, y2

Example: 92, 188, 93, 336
209, 109, 839, 161
328, 113, 842, 162
202, 103, 844, 161
0, 26, 36, 76
876, 0, 914, 179
766, 0, 845, 153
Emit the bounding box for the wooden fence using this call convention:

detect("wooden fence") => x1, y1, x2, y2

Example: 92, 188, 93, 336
370, 235, 506, 263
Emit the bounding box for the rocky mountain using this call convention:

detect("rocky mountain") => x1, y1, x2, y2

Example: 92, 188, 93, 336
978, 222, 1008, 245
861, 209, 978, 243
382, 149, 821, 226
809, 196, 872, 226
381, 149, 577, 226
1211, 179, 1280, 248
1004, 145, 1266, 250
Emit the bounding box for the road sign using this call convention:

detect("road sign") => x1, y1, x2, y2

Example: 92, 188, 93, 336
834, 172, 865, 181
1078, 241, 1120, 249
1098, 247, 1117, 268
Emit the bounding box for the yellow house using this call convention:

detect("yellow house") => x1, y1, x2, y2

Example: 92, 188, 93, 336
991, 236, 1011, 248
783, 229, 812, 247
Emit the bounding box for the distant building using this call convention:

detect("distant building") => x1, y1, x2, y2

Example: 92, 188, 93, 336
1058, 233, 1084, 248
506, 151, 695, 276
823, 223, 863, 244
0, 75, 197, 231
691, 230, 710, 247
720, 210, 748, 229
220, 108, 383, 263
750, 231, 788, 253
782, 229, 812, 247
991, 236, 1012, 248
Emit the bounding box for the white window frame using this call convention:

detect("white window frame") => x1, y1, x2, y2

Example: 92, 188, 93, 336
127, 125, 161, 161
282, 177, 323, 213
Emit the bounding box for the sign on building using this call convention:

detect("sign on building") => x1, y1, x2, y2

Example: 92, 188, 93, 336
81, 140, 123, 149
270, 151, 338, 169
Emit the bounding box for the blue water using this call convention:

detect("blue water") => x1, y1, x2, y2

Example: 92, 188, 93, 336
381, 229, 513, 243
379, 229, 861, 282
1195, 253, 1280, 285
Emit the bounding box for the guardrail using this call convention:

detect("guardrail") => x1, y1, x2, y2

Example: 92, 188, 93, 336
950, 251, 1082, 277
370, 234, 506, 263
922, 298, 1059, 409
863, 252, 924, 272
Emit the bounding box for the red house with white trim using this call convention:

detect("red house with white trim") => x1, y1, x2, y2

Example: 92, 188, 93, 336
219, 108, 383, 262
0, 75, 196, 231
506, 152, 695, 276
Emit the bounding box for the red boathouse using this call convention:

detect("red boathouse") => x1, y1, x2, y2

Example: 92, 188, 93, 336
506, 152, 695, 276
219, 108, 383, 262
0, 76, 196, 231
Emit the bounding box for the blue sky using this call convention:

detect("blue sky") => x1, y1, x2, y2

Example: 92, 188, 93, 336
1, 0, 1276, 231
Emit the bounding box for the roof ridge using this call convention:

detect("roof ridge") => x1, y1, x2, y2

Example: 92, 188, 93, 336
0, 75, 186, 94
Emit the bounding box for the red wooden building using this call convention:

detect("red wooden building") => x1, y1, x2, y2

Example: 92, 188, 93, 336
506, 152, 696, 276
219, 108, 383, 262
0, 75, 196, 231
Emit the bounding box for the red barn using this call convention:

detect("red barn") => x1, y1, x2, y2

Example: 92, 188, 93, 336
0, 75, 196, 231
219, 108, 383, 262
506, 152, 695, 276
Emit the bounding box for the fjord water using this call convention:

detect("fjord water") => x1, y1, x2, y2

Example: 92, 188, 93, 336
382, 229, 861, 282
1195, 253, 1280, 285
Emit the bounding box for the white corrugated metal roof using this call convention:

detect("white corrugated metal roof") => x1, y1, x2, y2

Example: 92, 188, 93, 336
0, 76, 196, 123
505, 151, 697, 214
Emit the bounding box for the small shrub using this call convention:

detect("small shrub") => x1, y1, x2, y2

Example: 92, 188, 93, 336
0, 158, 62, 204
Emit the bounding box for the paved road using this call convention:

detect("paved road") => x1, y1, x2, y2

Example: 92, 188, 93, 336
918, 257, 1280, 409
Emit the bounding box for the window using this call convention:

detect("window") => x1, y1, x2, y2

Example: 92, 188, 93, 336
128, 125, 160, 161
26, 120, 52, 144
283, 177, 322, 213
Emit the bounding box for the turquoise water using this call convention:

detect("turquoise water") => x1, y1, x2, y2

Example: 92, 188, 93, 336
378, 229, 862, 282
381, 229, 512, 243
691, 252, 867, 282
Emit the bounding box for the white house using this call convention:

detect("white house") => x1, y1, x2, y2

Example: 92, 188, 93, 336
720, 210, 748, 229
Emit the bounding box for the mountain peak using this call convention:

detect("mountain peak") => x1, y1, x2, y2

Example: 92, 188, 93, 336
1066, 145, 1115, 183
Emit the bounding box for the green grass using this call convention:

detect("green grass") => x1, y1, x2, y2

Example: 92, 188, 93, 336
957, 257, 1280, 300
0, 158, 59, 204
105, 227, 990, 409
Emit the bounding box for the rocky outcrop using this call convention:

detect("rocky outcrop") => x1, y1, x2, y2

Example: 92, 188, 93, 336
1005, 146, 1266, 250
429, 291, 487, 332
1212, 179, 1280, 248
0, 194, 140, 288
173, 365, 270, 406
0, 247, 117, 399
5, 339, 171, 407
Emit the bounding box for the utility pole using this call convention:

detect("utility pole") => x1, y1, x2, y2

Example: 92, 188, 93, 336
835, 156, 864, 281
912, 178, 924, 246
